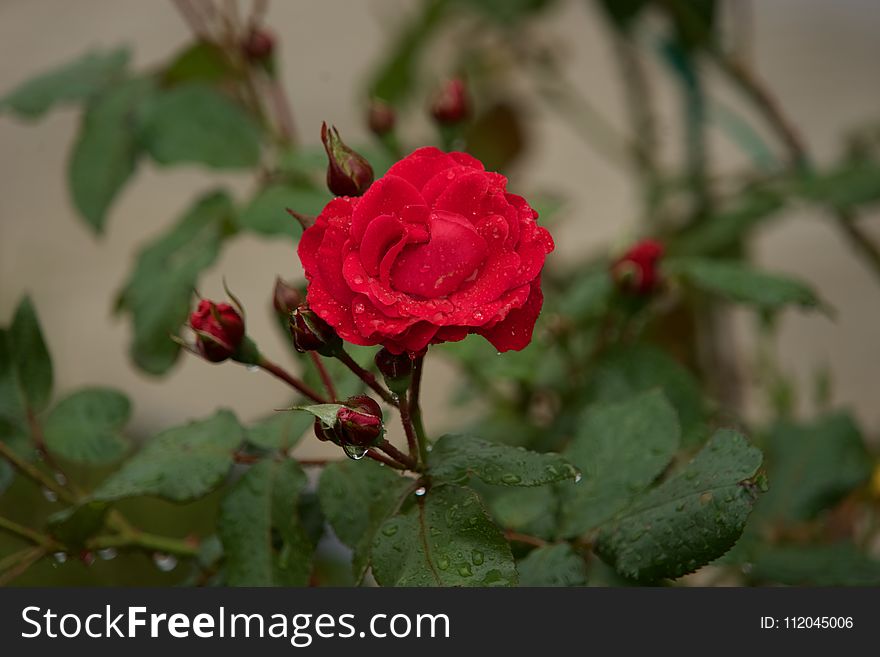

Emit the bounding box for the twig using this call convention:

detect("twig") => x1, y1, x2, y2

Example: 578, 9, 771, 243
309, 352, 337, 401
88, 532, 199, 558
335, 350, 396, 405
378, 440, 419, 471
366, 449, 410, 470
0, 516, 60, 550
0, 546, 46, 586
257, 357, 327, 403
0, 441, 75, 505
503, 531, 548, 548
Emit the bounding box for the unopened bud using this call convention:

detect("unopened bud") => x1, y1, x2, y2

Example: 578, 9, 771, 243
367, 99, 396, 136
313, 417, 341, 445
321, 122, 374, 197
430, 78, 470, 125
189, 300, 245, 362
375, 348, 412, 394
242, 28, 275, 65
273, 277, 302, 318
610, 239, 665, 296
289, 304, 342, 356
337, 395, 384, 447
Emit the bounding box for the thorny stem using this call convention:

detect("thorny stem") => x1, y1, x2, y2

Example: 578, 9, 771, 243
309, 352, 337, 401
378, 440, 419, 471
258, 356, 327, 403
335, 349, 396, 405
0, 546, 46, 586
0, 516, 61, 550
366, 449, 410, 470
0, 441, 75, 505
410, 355, 429, 465
503, 531, 548, 548
88, 531, 200, 558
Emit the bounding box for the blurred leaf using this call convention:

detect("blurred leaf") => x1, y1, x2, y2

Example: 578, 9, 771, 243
318, 459, 412, 580
0, 329, 30, 494
43, 387, 131, 464
796, 158, 880, 210
116, 190, 233, 375
455, 0, 556, 23
488, 486, 558, 539
517, 543, 587, 586
47, 501, 109, 548
0, 48, 130, 118
583, 344, 705, 446
246, 412, 311, 451
139, 84, 261, 168
667, 257, 824, 313
464, 102, 526, 172
750, 542, 880, 586
372, 484, 517, 586
754, 413, 872, 527
69, 77, 154, 234
596, 429, 763, 581
92, 410, 243, 502
163, 41, 237, 86
560, 391, 680, 538
219, 459, 313, 586
9, 296, 53, 413
237, 183, 330, 239
429, 433, 579, 487
555, 268, 612, 323
369, 0, 449, 105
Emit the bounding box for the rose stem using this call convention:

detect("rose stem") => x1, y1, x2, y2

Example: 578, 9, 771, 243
378, 439, 419, 471
410, 355, 430, 464
366, 449, 410, 470
257, 357, 328, 403
397, 391, 420, 463
308, 352, 337, 401
0, 441, 75, 505
334, 349, 396, 405
503, 531, 549, 548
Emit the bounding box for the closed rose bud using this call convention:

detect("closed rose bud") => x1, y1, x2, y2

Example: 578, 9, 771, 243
375, 348, 412, 394
321, 122, 374, 197
273, 277, 302, 318
289, 304, 342, 356
313, 417, 341, 445
610, 239, 665, 295
430, 78, 470, 125
189, 300, 245, 362
337, 395, 384, 447
242, 27, 275, 63
368, 99, 396, 136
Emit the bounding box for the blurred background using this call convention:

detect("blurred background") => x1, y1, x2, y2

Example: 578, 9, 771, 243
1, 0, 880, 585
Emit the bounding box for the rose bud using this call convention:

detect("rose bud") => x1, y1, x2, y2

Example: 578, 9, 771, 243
289, 303, 342, 356
430, 78, 470, 125
367, 99, 396, 136
610, 239, 665, 295
242, 27, 275, 64
313, 417, 341, 445
375, 348, 412, 394
189, 300, 245, 362
321, 122, 374, 197
273, 277, 302, 318
337, 395, 384, 447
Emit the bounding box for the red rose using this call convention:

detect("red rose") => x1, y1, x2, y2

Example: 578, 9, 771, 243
610, 239, 665, 295
297, 147, 554, 354
189, 300, 245, 362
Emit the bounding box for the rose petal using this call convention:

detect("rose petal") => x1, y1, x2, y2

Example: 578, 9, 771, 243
384, 147, 457, 191
350, 174, 424, 241
307, 283, 374, 347
477, 281, 544, 352
359, 214, 404, 277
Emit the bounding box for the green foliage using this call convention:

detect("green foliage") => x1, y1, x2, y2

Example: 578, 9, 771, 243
0, 48, 130, 118
43, 387, 131, 464
219, 459, 313, 586
237, 183, 330, 239
428, 433, 579, 487
750, 542, 880, 586
93, 410, 243, 502
163, 42, 238, 86
560, 391, 680, 537
9, 296, 53, 413
517, 543, 588, 586
372, 484, 517, 586
138, 84, 262, 169
596, 429, 763, 581
487, 486, 558, 539
47, 501, 109, 549
289, 404, 345, 427
246, 412, 311, 451
115, 190, 233, 374
796, 157, 880, 210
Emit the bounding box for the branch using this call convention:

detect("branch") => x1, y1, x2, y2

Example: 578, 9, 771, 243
257, 356, 328, 403
335, 349, 396, 405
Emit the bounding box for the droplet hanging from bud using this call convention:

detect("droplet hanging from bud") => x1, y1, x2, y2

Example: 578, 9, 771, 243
321, 122, 374, 197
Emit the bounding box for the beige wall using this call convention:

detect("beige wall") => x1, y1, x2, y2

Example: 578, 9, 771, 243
2, 0, 879, 456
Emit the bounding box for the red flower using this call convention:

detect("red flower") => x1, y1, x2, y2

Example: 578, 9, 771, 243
297, 147, 554, 355
430, 78, 470, 125
610, 239, 665, 295
189, 300, 245, 362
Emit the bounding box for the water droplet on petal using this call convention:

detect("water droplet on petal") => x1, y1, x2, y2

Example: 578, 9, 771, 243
153, 553, 178, 572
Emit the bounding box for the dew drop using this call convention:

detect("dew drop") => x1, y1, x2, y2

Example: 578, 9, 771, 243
574, 472, 583, 484
343, 444, 368, 461
471, 550, 484, 566
389, 392, 400, 404
425, 444, 433, 452
458, 564, 473, 577
381, 524, 399, 537
153, 553, 178, 572
500, 473, 522, 485
437, 556, 450, 571
98, 548, 118, 561
353, 302, 366, 314
352, 276, 364, 285
246, 365, 260, 373
53, 552, 68, 564
414, 486, 427, 497
54, 472, 67, 486
42, 487, 58, 503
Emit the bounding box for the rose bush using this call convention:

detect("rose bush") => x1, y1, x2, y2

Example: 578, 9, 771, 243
298, 147, 554, 354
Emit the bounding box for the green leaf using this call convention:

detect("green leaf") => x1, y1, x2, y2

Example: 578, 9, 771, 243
488, 486, 558, 539
318, 459, 412, 579
288, 404, 345, 427
428, 433, 579, 487
556, 268, 613, 323
237, 183, 331, 239
163, 41, 238, 86
0, 329, 29, 493
0, 48, 130, 118
596, 429, 763, 581
9, 296, 53, 413
92, 409, 243, 502
246, 412, 311, 451
372, 484, 517, 586
43, 387, 131, 464
219, 459, 313, 586
754, 413, 871, 527
69, 77, 154, 233
796, 158, 880, 210
583, 344, 705, 446
517, 544, 587, 586
139, 84, 261, 169
750, 542, 880, 586
667, 257, 824, 312
47, 501, 109, 548
560, 391, 680, 538
116, 190, 232, 374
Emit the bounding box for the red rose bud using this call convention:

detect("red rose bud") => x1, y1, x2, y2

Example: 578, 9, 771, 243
189, 300, 245, 362
313, 417, 341, 445
321, 122, 374, 197
337, 395, 384, 447
242, 27, 275, 64
290, 304, 342, 356
375, 348, 412, 394
430, 78, 470, 125
367, 99, 396, 136
610, 239, 665, 295
273, 277, 302, 318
